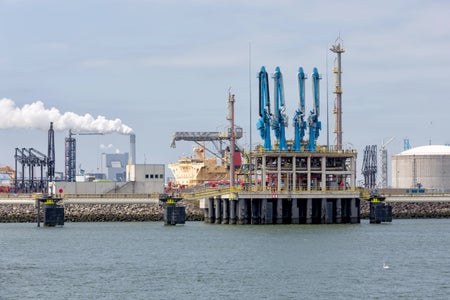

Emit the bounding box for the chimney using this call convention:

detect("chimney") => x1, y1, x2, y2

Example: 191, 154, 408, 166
129, 134, 136, 165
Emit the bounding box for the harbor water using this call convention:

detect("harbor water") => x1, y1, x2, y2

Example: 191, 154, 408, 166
1, 219, 449, 299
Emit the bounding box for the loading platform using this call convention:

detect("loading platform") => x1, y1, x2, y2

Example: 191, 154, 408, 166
200, 148, 361, 224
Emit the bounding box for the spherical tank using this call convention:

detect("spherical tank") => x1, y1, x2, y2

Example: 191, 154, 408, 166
391, 145, 450, 190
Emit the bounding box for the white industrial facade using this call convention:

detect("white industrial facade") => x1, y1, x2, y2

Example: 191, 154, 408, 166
391, 145, 450, 191
57, 164, 165, 194
125, 164, 165, 193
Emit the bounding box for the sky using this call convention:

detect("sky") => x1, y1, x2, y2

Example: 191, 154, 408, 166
1, 0, 450, 185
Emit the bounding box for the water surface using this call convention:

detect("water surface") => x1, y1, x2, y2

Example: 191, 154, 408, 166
1, 220, 449, 299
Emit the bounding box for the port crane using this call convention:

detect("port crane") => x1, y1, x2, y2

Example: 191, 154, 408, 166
257, 66, 272, 151
293, 67, 307, 151
306, 67, 322, 152
271, 66, 288, 151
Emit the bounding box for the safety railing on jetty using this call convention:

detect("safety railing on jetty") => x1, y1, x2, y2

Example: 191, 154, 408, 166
251, 145, 357, 155
181, 185, 360, 201
0, 192, 162, 205
62, 193, 161, 199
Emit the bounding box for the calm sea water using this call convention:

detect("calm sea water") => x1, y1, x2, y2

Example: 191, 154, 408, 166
1, 219, 449, 299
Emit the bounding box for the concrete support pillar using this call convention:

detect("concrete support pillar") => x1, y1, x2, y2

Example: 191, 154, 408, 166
204, 208, 209, 223
230, 200, 237, 224
214, 196, 222, 224
222, 198, 229, 224
291, 198, 299, 224
350, 198, 358, 224
208, 197, 215, 223
336, 198, 342, 224
238, 198, 247, 224
321, 198, 327, 224
261, 198, 268, 224
251, 199, 260, 224
276, 199, 283, 224
306, 198, 312, 224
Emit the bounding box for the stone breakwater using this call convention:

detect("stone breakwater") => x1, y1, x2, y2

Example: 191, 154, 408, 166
0, 201, 204, 223
360, 201, 450, 219
1, 201, 450, 222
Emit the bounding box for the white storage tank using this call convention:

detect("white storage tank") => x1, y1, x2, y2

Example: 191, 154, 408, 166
391, 145, 450, 190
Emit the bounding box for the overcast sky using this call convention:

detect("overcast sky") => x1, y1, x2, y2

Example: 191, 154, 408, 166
1, 0, 449, 184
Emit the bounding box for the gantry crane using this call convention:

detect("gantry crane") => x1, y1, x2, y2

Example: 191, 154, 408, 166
14, 147, 47, 192
271, 66, 288, 151
257, 66, 272, 151
306, 67, 322, 152
293, 67, 307, 151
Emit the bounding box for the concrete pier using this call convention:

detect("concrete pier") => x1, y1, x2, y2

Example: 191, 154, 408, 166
306, 198, 312, 224
276, 199, 283, 224
203, 193, 360, 225
291, 199, 299, 224
214, 196, 221, 224
336, 198, 342, 224
238, 198, 247, 225
251, 199, 260, 224
208, 197, 215, 223
222, 198, 229, 224
202, 149, 360, 225
261, 198, 268, 224
230, 200, 237, 224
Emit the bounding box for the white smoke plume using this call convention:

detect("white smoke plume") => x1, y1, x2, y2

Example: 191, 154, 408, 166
0, 98, 133, 134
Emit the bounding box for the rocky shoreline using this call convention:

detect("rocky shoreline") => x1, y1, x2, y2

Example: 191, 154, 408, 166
0, 201, 204, 223
1, 200, 450, 223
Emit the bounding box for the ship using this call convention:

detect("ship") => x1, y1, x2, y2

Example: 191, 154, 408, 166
168, 147, 229, 187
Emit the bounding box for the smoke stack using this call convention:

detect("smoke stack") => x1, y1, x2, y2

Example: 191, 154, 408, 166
129, 134, 136, 165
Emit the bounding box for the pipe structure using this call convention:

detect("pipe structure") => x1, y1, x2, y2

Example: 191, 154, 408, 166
257, 66, 272, 151
330, 37, 345, 150
228, 93, 236, 188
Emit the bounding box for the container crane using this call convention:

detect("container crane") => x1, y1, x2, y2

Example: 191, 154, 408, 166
293, 67, 307, 151
271, 66, 288, 151
257, 66, 272, 151
307, 67, 322, 152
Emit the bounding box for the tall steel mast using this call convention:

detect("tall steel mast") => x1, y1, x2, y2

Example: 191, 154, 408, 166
330, 37, 345, 150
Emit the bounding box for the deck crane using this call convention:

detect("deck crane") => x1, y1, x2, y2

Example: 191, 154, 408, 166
293, 67, 307, 151
271, 66, 288, 151
307, 67, 322, 152
257, 66, 272, 151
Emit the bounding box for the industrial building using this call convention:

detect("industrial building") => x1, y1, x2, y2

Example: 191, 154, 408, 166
56, 164, 165, 194
392, 145, 450, 191
101, 152, 129, 181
